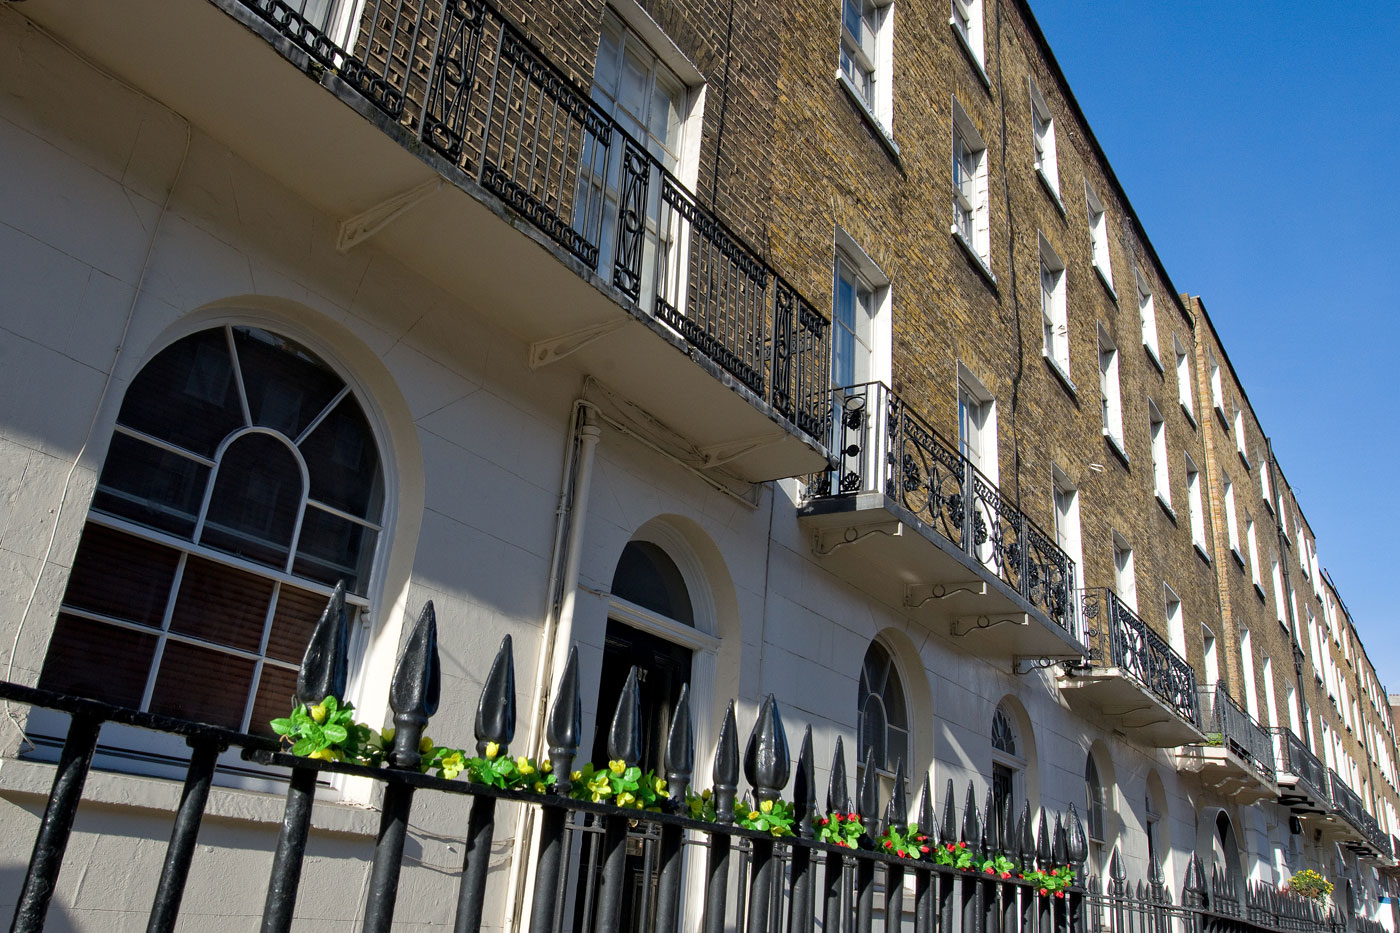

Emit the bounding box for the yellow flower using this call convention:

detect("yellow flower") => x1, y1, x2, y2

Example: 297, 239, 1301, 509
308, 747, 334, 762
587, 774, 611, 802
608, 760, 626, 776
380, 727, 395, 744
571, 770, 583, 782
309, 703, 328, 724
516, 756, 535, 775
748, 810, 760, 821
701, 788, 712, 800
440, 752, 465, 780
419, 735, 435, 753
616, 791, 636, 808
540, 759, 552, 773
485, 741, 500, 760
654, 777, 668, 796
760, 799, 774, 814
533, 781, 546, 793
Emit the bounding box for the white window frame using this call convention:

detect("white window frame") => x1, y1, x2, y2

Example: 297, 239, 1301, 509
1209, 353, 1225, 416
1263, 655, 1279, 730
1239, 628, 1260, 721
1085, 180, 1114, 293
1164, 584, 1186, 658
952, 100, 991, 269
1098, 326, 1125, 455
1185, 453, 1207, 556
1174, 335, 1196, 424
1148, 398, 1169, 507
1246, 518, 1262, 591
1053, 466, 1084, 609
1137, 271, 1160, 366
1260, 457, 1274, 511
1029, 77, 1059, 197
1271, 559, 1286, 626
1202, 625, 1219, 686
958, 364, 998, 483
1233, 408, 1249, 466
838, 0, 895, 135
831, 230, 892, 389
950, 0, 984, 70
1223, 472, 1241, 562
1112, 532, 1137, 613
1040, 234, 1070, 382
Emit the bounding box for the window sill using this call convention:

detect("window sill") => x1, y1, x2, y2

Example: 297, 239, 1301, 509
1103, 430, 1129, 467
835, 71, 904, 171
1036, 169, 1066, 216
1144, 343, 1164, 375
1214, 404, 1230, 429
1180, 401, 1197, 429
1194, 542, 1212, 565
1043, 352, 1077, 397
1231, 546, 1245, 570
1263, 499, 1274, 516
1254, 582, 1268, 603
1238, 450, 1251, 473
1155, 494, 1177, 524
0, 755, 381, 836
948, 20, 992, 91
950, 228, 998, 290
1093, 263, 1118, 304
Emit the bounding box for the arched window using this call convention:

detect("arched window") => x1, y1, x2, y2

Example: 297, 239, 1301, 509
37, 326, 385, 734
1085, 753, 1106, 871
611, 541, 693, 626
857, 641, 909, 776
991, 702, 1023, 837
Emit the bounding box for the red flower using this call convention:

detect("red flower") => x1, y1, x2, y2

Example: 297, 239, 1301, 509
1055, 891, 1065, 900
833, 813, 843, 822
1001, 872, 1012, 880
1050, 869, 1058, 876
946, 843, 956, 852
884, 840, 894, 849
958, 841, 966, 849
985, 867, 995, 875
1040, 888, 1049, 897
848, 812, 859, 821
819, 817, 830, 826
836, 841, 847, 848
920, 845, 930, 853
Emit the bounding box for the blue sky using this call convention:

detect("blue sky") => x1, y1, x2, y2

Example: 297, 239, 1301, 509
1027, 2, 1400, 689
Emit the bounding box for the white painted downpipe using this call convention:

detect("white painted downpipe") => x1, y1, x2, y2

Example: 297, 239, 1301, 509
502, 398, 601, 933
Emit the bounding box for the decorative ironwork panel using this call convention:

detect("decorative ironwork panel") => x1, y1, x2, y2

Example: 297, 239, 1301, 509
610, 138, 651, 301
1098, 591, 1199, 726
888, 405, 966, 551
1024, 522, 1074, 634
970, 471, 1027, 597
420, 0, 487, 164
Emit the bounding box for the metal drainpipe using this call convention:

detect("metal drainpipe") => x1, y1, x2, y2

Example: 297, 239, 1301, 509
502, 399, 601, 933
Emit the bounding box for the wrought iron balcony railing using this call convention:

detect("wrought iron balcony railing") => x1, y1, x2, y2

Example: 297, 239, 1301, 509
1271, 728, 1331, 807
1197, 684, 1275, 782
1327, 770, 1394, 858
234, 0, 830, 441
806, 383, 1081, 639
1075, 589, 1199, 727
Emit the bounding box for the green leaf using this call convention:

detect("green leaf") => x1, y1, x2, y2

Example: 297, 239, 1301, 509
290, 736, 315, 756
323, 695, 339, 713
269, 718, 295, 735
322, 724, 348, 744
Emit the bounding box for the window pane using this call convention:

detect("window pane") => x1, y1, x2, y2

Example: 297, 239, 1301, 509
93, 433, 210, 539
168, 556, 275, 653
148, 640, 256, 729
39, 614, 158, 708
300, 397, 383, 521
293, 507, 378, 595
116, 329, 244, 457
201, 433, 304, 569
249, 663, 300, 737
61, 523, 180, 627
232, 327, 345, 439
265, 584, 331, 665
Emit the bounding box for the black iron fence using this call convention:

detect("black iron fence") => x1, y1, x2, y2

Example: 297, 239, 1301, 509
1197, 685, 1275, 782
1328, 769, 1394, 860
10, 586, 1379, 933
806, 383, 1081, 639
1271, 728, 1331, 809
1073, 589, 1200, 727
233, 0, 830, 440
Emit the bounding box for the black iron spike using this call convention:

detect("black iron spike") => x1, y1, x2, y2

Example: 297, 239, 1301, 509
607, 666, 642, 766
545, 647, 581, 794
1052, 811, 1067, 864
961, 780, 980, 847
1136, 880, 1147, 900
857, 748, 880, 825
998, 795, 1013, 855
939, 777, 958, 846
1181, 853, 1203, 906
793, 725, 817, 839
979, 788, 994, 857
388, 601, 441, 769
826, 735, 848, 815
1065, 802, 1088, 870
296, 582, 349, 707
474, 634, 516, 756
1110, 847, 1125, 882
743, 694, 791, 803
664, 683, 694, 806
1148, 853, 1163, 886
712, 700, 739, 823
884, 757, 908, 834
916, 774, 934, 837
1019, 800, 1034, 865
1015, 801, 1029, 865
1036, 808, 1052, 867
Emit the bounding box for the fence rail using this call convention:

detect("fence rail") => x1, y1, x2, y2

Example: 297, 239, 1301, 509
1074, 589, 1200, 728
806, 383, 1081, 640
9, 584, 1379, 933
1328, 769, 1394, 860
1271, 728, 1331, 809
1198, 685, 1275, 783
234, 0, 830, 442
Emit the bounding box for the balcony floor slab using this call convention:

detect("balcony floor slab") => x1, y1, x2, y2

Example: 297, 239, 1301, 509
1058, 669, 1207, 747
1175, 746, 1279, 804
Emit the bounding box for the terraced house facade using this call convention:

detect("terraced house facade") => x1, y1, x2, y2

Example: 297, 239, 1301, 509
0, 0, 1395, 930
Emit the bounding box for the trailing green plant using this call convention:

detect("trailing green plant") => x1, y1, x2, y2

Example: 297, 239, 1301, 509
974, 852, 1018, 879
270, 696, 385, 767
876, 822, 931, 859
569, 760, 668, 810
1021, 864, 1075, 897
933, 839, 977, 870
1285, 869, 1332, 901
737, 797, 796, 837
685, 787, 716, 822
814, 810, 865, 848
419, 740, 557, 791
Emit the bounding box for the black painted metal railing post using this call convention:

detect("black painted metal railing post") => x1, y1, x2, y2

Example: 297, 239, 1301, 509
977, 790, 996, 933
10, 711, 100, 933
853, 756, 879, 933
1035, 810, 1053, 933
593, 666, 642, 932
938, 780, 957, 931
705, 701, 740, 933
146, 736, 226, 933
454, 635, 516, 933
1065, 805, 1088, 933
654, 683, 694, 933
959, 782, 981, 932
260, 583, 350, 933
821, 737, 849, 933
1016, 803, 1034, 933
363, 602, 441, 933
883, 759, 908, 930
787, 727, 817, 933
913, 778, 936, 933
528, 648, 580, 933
743, 695, 790, 933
